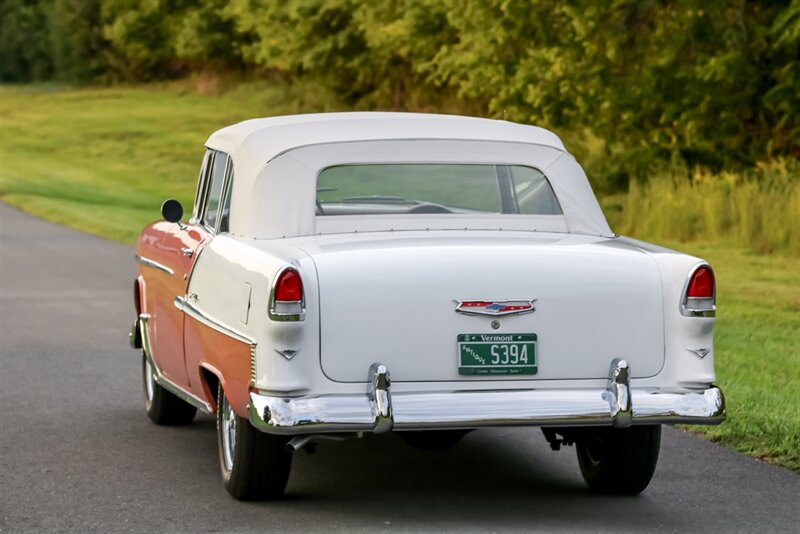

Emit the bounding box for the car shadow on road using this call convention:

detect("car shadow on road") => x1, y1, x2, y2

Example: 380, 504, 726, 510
112, 411, 688, 530
275, 428, 678, 530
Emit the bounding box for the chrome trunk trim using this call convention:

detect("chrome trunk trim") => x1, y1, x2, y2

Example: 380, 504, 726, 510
454, 298, 537, 317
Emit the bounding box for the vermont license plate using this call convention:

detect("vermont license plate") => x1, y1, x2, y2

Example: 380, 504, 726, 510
458, 333, 537, 375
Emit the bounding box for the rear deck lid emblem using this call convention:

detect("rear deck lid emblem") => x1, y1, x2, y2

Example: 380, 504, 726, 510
454, 299, 536, 316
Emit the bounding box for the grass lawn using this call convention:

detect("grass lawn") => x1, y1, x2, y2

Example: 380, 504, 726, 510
0, 82, 344, 242
2, 83, 798, 471
669, 242, 799, 471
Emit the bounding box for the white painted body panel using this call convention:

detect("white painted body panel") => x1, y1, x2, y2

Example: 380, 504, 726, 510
298, 231, 664, 382
187, 231, 716, 397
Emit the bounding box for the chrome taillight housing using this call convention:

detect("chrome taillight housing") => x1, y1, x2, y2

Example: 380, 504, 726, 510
681, 264, 716, 317
269, 267, 305, 321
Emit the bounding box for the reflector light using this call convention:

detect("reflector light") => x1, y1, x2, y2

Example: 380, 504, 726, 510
687, 266, 715, 298
275, 269, 303, 302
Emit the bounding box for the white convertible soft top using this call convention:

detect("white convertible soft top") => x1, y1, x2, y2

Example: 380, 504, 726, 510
207, 112, 567, 160
205, 113, 613, 239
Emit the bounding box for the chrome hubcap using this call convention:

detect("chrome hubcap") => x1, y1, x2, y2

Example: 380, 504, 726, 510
144, 356, 155, 405
221, 394, 237, 472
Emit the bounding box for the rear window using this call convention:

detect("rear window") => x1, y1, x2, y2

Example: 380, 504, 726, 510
316, 164, 562, 216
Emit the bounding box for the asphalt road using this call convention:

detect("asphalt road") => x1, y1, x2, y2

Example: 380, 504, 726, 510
1, 203, 798, 533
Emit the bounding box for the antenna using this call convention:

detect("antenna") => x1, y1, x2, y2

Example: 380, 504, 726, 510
503, 109, 507, 121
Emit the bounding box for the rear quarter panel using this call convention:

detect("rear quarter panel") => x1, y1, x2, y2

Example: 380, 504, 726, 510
609, 237, 717, 388
183, 236, 321, 416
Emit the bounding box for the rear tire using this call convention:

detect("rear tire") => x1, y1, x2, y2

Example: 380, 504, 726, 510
142, 352, 196, 425
576, 425, 661, 495
217, 384, 292, 501
398, 429, 471, 451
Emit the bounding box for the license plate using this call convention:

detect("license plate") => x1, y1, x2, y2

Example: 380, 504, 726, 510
458, 333, 537, 375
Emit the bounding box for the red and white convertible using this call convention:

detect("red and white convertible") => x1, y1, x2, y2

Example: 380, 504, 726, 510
130, 113, 725, 500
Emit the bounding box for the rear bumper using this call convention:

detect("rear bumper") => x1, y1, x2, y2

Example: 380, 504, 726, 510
248, 360, 726, 435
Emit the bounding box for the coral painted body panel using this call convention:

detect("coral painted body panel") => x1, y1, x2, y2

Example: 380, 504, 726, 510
136, 221, 208, 387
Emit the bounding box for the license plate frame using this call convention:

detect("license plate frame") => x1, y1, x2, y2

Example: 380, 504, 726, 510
458, 333, 538, 375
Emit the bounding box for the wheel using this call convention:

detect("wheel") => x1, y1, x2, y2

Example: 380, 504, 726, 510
576, 425, 661, 495
398, 429, 471, 451
142, 352, 196, 425
217, 384, 292, 500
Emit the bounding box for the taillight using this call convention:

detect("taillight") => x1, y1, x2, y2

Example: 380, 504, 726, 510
275, 269, 303, 302
269, 267, 305, 321
682, 264, 716, 317
687, 266, 714, 298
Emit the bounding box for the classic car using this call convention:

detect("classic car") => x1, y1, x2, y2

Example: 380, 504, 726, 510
130, 112, 725, 500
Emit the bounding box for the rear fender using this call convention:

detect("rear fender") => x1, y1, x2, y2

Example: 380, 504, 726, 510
199, 364, 223, 413
184, 314, 253, 418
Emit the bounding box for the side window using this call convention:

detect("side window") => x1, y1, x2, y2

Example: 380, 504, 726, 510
192, 150, 212, 221
219, 163, 234, 233
203, 151, 229, 230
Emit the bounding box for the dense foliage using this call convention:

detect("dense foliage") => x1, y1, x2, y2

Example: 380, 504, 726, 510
1, 0, 798, 189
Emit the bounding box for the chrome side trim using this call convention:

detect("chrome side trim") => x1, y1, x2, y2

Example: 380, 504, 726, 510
174, 296, 256, 345
135, 255, 174, 276
250, 345, 257, 387
680, 262, 716, 317
137, 313, 212, 414
248, 366, 726, 436
174, 296, 259, 388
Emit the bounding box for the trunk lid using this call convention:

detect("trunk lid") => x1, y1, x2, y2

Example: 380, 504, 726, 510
296, 232, 664, 382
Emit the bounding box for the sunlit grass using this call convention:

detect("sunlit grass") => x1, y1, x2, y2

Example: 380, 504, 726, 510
1, 83, 798, 471
1, 81, 344, 240
663, 242, 799, 472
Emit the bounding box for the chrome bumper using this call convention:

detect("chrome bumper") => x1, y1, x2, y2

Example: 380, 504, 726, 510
248, 360, 726, 435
